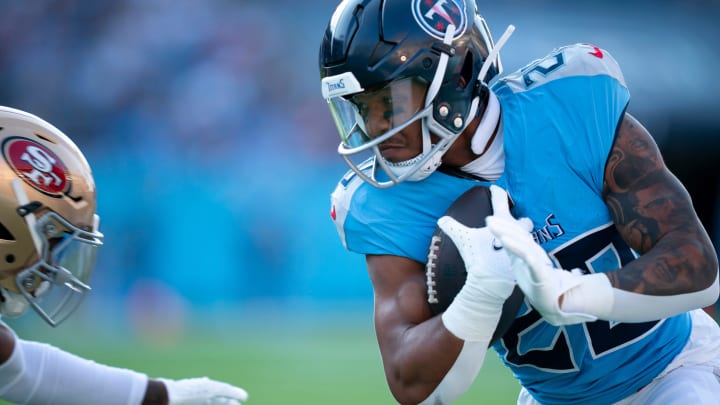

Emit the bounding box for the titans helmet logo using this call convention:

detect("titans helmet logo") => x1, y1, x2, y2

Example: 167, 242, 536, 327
412, 0, 467, 40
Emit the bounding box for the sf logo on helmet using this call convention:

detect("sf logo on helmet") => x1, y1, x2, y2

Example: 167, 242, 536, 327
3, 137, 69, 196
412, 0, 467, 40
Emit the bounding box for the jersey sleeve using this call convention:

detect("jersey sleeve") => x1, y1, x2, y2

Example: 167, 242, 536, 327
559, 44, 631, 190
330, 169, 432, 261
496, 43, 631, 192
330, 169, 483, 263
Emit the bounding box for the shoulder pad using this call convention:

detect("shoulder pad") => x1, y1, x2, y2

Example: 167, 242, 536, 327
499, 43, 626, 93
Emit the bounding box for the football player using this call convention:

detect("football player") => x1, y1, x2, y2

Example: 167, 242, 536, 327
320, 0, 720, 404
0, 107, 249, 405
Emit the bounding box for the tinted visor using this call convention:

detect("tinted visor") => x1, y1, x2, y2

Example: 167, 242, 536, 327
327, 77, 429, 152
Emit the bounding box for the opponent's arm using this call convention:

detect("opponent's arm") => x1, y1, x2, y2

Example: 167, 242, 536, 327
488, 113, 719, 325
0, 322, 248, 405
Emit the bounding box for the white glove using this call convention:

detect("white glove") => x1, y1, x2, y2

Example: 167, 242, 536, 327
486, 215, 598, 326
160, 377, 249, 405
437, 185, 530, 342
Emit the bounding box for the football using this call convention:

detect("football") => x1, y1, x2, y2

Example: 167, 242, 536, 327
425, 185, 524, 345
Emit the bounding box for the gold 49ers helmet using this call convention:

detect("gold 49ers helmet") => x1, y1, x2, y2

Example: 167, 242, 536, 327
0, 106, 102, 327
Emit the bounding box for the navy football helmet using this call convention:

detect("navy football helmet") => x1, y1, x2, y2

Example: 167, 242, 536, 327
319, 0, 505, 187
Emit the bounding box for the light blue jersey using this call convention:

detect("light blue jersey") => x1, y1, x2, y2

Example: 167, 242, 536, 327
331, 161, 487, 263
491, 44, 691, 405
330, 43, 691, 404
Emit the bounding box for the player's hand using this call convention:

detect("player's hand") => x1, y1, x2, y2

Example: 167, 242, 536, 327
437, 185, 527, 301
486, 215, 598, 326
436, 185, 530, 341
160, 377, 249, 405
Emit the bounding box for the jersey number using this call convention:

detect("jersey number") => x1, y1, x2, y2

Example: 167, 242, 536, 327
500, 225, 661, 371
522, 51, 565, 87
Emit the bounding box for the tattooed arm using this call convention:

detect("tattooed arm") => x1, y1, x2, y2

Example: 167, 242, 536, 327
486, 112, 718, 324
488, 112, 718, 324
603, 113, 718, 296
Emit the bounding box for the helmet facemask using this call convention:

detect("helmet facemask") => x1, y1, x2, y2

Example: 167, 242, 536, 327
3, 179, 103, 327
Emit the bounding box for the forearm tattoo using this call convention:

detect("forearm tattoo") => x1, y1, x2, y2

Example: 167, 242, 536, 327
603, 115, 716, 295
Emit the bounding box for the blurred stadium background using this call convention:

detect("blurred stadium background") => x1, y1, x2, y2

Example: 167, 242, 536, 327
0, 0, 718, 404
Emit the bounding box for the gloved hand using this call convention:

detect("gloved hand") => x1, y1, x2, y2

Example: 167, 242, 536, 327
437, 185, 531, 342
486, 214, 598, 326
160, 377, 249, 405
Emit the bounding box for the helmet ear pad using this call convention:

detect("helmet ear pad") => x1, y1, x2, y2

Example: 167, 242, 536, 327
432, 48, 490, 135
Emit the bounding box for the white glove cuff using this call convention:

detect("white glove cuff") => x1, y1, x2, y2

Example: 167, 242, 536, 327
561, 271, 720, 322
559, 272, 613, 319
442, 274, 510, 342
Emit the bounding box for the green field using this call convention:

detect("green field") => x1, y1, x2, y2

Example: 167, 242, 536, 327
3, 310, 520, 404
